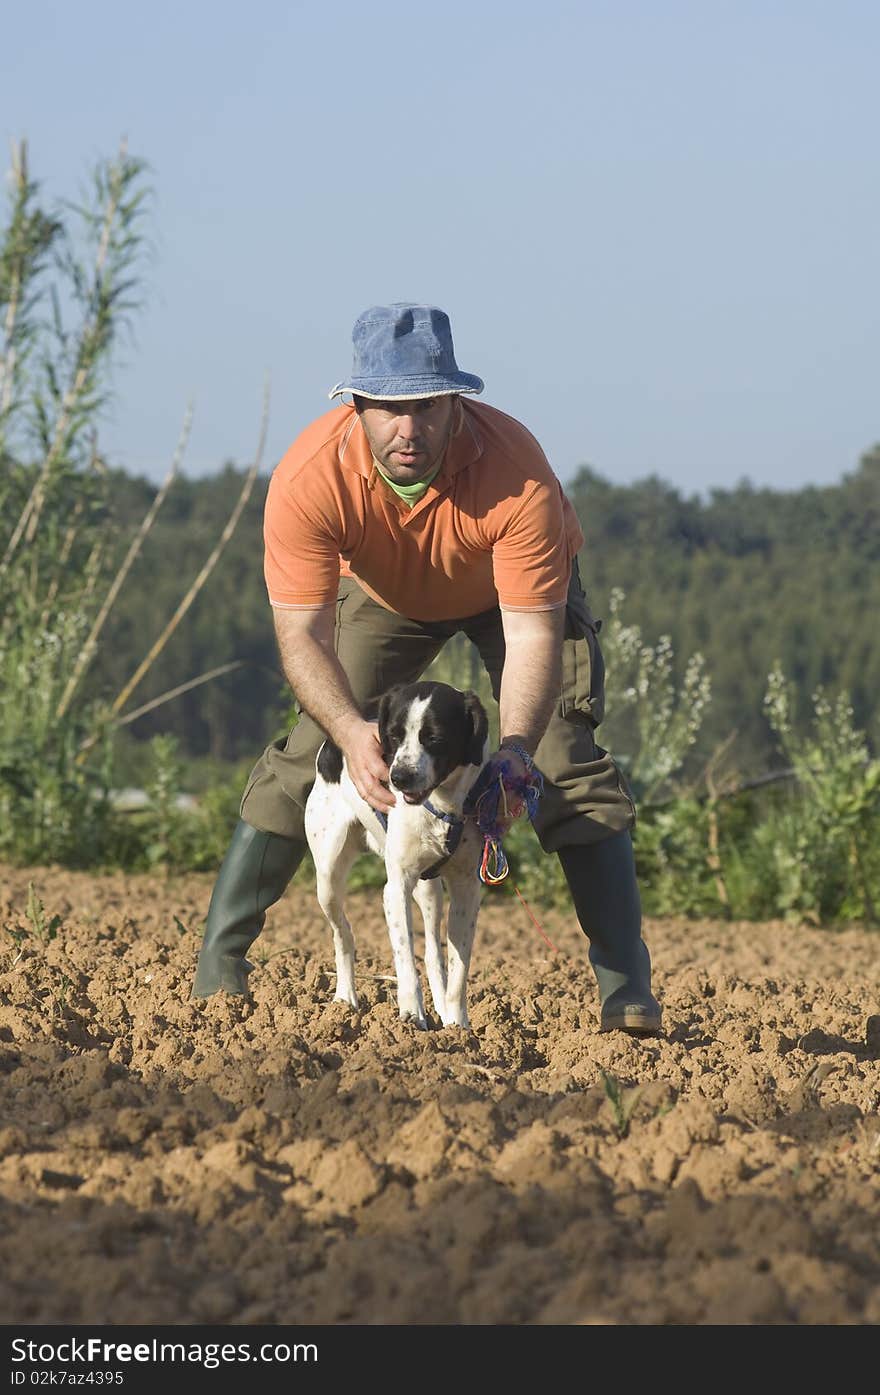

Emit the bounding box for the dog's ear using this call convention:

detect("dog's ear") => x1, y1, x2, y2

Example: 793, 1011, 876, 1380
462, 691, 489, 766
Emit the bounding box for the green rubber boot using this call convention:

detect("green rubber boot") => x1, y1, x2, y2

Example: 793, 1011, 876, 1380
191, 820, 305, 997
557, 832, 662, 1035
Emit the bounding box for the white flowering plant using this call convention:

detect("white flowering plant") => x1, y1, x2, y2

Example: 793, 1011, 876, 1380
600, 588, 712, 802
757, 666, 880, 922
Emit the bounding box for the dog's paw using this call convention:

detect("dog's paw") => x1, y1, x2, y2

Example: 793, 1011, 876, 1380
442, 1012, 470, 1030
334, 988, 359, 1010
399, 1008, 429, 1030
442, 998, 470, 1029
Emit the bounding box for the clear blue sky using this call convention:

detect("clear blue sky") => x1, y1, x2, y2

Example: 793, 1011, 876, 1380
4, 0, 878, 494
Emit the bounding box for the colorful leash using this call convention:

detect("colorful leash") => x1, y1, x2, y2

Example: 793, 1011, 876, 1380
466, 759, 561, 953
467, 758, 543, 880
469, 762, 539, 880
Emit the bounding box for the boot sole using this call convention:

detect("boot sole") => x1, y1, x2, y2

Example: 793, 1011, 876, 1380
600, 1010, 662, 1036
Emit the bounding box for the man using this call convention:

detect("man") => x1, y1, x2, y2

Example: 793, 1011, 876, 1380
192, 303, 661, 1035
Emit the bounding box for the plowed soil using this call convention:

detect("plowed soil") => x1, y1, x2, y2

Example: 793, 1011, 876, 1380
1, 862, 878, 1326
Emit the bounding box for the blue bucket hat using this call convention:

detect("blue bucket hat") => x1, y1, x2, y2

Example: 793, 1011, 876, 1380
329, 303, 484, 401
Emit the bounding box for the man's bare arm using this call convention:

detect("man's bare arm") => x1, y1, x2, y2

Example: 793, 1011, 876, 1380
498, 605, 565, 757
272, 605, 394, 812
466, 605, 565, 834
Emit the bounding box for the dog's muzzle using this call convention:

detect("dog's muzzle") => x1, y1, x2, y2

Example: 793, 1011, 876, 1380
390, 765, 430, 804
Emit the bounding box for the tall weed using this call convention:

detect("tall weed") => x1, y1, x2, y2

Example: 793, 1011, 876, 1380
1, 141, 149, 864
1, 141, 263, 871
754, 668, 880, 922
600, 588, 712, 802
599, 589, 717, 913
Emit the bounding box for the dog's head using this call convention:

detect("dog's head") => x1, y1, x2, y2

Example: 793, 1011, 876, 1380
378, 681, 489, 806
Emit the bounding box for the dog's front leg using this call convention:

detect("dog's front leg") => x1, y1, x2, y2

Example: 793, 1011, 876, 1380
443, 873, 482, 1028
383, 874, 427, 1028
413, 877, 446, 1022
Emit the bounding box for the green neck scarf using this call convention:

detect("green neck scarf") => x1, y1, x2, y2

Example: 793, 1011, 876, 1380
375, 459, 443, 507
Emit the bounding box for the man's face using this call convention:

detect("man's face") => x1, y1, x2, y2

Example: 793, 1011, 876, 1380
355, 396, 458, 483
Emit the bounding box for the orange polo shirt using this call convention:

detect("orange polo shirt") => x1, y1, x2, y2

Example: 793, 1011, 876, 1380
263, 400, 583, 622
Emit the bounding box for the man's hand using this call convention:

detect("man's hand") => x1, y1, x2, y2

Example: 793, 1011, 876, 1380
493, 746, 530, 835
272, 607, 394, 812
466, 746, 534, 836
341, 720, 395, 813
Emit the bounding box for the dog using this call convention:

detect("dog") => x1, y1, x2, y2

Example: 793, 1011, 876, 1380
304, 681, 489, 1029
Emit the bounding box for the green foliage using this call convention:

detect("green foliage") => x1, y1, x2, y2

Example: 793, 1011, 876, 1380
590, 594, 720, 916
83, 466, 284, 765
132, 734, 243, 873
0, 143, 63, 455
632, 800, 725, 918
0, 142, 258, 873
599, 1071, 642, 1138
0, 140, 151, 866
4, 883, 63, 966
24, 881, 62, 946
142, 735, 186, 869
183, 780, 246, 871
751, 669, 880, 922
567, 453, 880, 766
600, 587, 712, 801
0, 586, 129, 864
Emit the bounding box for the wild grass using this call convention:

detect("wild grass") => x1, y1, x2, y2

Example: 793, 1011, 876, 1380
0, 139, 266, 868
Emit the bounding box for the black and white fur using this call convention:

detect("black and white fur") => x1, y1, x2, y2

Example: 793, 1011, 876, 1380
304, 681, 489, 1029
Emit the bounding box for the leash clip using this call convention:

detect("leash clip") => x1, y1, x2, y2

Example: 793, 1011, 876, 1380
480, 834, 509, 885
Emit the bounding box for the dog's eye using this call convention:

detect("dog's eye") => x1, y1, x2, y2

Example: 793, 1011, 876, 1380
420, 734, 444, 753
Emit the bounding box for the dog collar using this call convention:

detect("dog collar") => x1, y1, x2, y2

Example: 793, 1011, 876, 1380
423, 798, 463, 828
